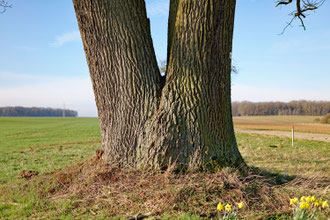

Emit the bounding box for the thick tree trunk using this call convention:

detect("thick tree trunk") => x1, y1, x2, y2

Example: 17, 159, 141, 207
73, 0, 244, 170
73, 0, 161, 166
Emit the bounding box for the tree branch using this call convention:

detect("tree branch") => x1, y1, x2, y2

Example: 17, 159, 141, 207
276, 0, 325, 33
276, 0, 293, 7
0, 0, 11, 13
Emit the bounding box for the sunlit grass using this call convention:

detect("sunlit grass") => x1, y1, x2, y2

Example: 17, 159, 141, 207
0, 117, 100, 184
0, 117, 329, 219
237, 133, 330, 179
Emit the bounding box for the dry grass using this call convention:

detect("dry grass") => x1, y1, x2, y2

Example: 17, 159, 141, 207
233, 116, 330, 134
15, 151, 327, 219
1, 118, 329, 219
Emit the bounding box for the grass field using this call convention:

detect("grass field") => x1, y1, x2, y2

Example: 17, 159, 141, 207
0, 117, 329, 219
0, 118, 100, 184
233, 116, 330, 134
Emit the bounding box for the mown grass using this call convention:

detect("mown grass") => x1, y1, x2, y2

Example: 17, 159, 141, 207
0, 117, 329, 219
0, 117, 100, 152
236, 132, 330, 179
0, 117, 100, 184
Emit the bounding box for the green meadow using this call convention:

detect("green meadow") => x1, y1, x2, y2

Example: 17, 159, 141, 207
0, 117, 329, 219
0, 118, 100, 184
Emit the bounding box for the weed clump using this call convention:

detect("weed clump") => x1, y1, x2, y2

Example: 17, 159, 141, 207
313, 118, 320, 123
320, 113, 330, 124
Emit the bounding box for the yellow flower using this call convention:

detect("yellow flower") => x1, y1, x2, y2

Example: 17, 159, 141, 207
306, 196, 312, 202
217, 202, 223, 211
225, 204, 232, 211
237, 202, 244, 209
322, 200, 328, 208
311, 196, 316, 202
300, 196, 306, 202
290, 198, 298, 205
314, 199, 322, 207
305, 202, 310, 209
299, 202, 310, 210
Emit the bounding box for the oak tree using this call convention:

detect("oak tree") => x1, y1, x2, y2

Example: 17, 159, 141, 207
72, 0, 323, 170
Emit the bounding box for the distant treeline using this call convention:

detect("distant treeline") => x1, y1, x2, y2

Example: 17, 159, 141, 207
0, 107, 78, 117
232, 101, 330, 116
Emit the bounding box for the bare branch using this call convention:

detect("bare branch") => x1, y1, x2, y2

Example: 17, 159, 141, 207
0, 0, 11, 13
297, 15, 306, 30
277, 0, 326, 33
276, 0, 293, 7
279, 16, 296, 35
231, 65, 239, 75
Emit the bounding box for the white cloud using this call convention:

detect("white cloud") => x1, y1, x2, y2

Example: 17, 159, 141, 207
232, 83, 330, 102
51, 30, 81, 47
146, 0, 169, 17
0, 74, 97, 117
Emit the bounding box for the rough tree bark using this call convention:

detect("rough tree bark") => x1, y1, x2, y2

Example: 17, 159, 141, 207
73, 0, 244, 170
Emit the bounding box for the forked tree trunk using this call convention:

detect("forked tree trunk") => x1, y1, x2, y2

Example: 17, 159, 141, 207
73, 0, 244, 170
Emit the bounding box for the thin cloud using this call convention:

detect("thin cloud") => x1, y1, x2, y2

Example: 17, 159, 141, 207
51, 30, 81, 47
0, 75, 97, 117
0, 71, 39, 81
232, 83, 330, 102
146, 0, 169, 17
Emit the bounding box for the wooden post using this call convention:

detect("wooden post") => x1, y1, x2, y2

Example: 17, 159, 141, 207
291, 125, 294, 147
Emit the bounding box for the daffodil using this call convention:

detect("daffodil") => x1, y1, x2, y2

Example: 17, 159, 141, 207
299, 201, 310, 210
237, 202, 244, 209
322, 200, 328, 208
314, 199, 322, 207
300, 196, 306, 202
217, 202, 223, 211
314, 200, 320, 207
306, 196, 312, 202
225, 204, 231, 211
311, 196, 315, 202
305, 202, 310, 209
290, 198, 298, 205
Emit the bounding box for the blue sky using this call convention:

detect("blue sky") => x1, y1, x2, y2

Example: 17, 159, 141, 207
0, 0, 329, 117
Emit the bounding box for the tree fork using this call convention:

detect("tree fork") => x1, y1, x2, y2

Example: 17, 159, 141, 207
73, 0, 244, 170
137, 0, 244, 169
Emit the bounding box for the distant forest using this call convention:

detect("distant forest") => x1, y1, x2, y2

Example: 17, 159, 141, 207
0, 107, 78, 117
232, 101, 330, 116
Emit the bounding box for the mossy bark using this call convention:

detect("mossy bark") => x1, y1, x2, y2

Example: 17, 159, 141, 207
73, 0, 244, 170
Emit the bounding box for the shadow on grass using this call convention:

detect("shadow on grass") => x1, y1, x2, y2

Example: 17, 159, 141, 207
248, 166, 296, 185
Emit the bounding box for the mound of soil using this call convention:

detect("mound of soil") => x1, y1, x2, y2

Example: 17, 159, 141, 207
29, 150, 329, 219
